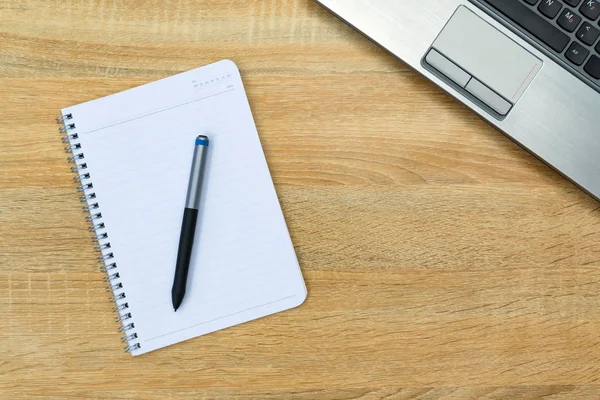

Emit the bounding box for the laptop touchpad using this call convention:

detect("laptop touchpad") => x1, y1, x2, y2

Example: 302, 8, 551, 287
426, 6, 542, 117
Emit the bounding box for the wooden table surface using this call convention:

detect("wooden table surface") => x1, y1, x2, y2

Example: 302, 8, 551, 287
2, 1, 600, 399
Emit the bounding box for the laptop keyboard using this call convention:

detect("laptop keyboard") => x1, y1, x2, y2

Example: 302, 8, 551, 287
477, 0, 600, 91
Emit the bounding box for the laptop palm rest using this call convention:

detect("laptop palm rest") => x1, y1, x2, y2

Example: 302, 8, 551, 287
424, 6, 543, 118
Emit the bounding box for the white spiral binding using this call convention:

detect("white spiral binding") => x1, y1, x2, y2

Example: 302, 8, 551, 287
58, 113, 141, 354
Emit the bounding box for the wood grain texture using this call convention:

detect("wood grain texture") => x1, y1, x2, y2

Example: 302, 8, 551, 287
2, 1, 600, 399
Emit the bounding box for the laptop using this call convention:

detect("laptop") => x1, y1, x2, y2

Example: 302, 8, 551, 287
314, 0, 600, 200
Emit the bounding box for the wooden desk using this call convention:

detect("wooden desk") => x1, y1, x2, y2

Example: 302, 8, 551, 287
2, 1, 600, 398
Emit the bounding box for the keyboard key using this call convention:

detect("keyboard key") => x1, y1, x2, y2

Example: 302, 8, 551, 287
564, 0, 582, 6
539, 0, 564, 18
577, 21, 600, 44
584, 54, 600, 77
566, 41, 590, 64
558, 8, 583, 31
580, 0, 600, 20
479, 0, 571, 52
523, 0, 539, 4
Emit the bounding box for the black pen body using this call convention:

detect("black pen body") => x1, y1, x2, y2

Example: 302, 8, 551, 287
172, 207, 199, 311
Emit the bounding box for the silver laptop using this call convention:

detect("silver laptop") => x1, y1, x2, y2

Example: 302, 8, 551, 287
314, 0, 600, 200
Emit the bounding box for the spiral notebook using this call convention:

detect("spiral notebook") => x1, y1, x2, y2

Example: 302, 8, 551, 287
58, 60, 307, 356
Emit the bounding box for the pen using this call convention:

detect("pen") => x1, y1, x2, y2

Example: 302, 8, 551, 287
172, 135, 209, 311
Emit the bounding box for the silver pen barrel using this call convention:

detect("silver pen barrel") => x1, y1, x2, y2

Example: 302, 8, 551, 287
185, 135, 209, 209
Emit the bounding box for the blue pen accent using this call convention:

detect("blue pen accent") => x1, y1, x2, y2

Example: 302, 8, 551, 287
195, 138, 209, 146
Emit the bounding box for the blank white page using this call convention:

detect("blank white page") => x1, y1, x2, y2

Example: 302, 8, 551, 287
62, 60, 306, 355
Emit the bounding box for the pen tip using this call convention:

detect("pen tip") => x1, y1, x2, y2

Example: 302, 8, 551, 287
172, 292, 183, 311
174, 307, 178, 312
